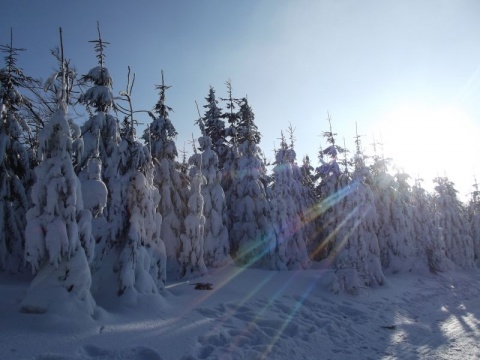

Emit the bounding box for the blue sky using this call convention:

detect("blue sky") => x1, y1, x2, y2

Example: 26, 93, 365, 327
3, 0, 480, 198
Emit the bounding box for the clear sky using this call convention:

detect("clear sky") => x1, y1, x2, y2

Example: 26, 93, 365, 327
3, 0, 480, 199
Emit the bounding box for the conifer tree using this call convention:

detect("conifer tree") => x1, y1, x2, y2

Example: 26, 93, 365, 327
203, 86, 227, 167
21, 30, 95, 314
77, 24, 119, 272
219, 80, 240, 233
390, 171, 418, 271
143, 71, 186, 277
370, 137, 417, 273
328, 127, 384, 293
0, 31, 34, 273
229, 97, 272, 266
193, 112, 231, 268
311, 114, 348, 261
116, 132, 166, 296
91, 67, 167, 302
299, 154, 320, 254
411, 178, 450, 272
433, 176, 475, 269
468, 179, 480, 263
117, 69, 167, 296
180, 151, 207, 278
270, 130, 310, 270
78, 23, 118, 174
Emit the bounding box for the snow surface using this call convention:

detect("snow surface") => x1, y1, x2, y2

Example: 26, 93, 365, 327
2, 265, 480, 359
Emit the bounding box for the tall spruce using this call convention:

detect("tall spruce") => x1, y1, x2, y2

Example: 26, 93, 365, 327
370, 137, 417, 273
312, 114, 348, 261
0, 31, 34, 273
193, 111, 231, 268
143, 71, 186, 277
77, 25, 119, 279
78, 23, 118, 173
229, 97, 272, 266
219, 80, 240, 234
270, 130, 310, 270
180, 146, 207, 278
22, 30, 96, 314
433, 176, 475, 269
411, 178, 450, 272
203, 86, 227, 168
299, 154, 320, 256
328, 127, 384, 294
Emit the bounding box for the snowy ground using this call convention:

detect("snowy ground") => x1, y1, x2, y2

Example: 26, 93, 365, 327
2, 266, 480, 360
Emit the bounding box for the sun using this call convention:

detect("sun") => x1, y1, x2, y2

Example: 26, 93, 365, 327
372, 102, 480, 195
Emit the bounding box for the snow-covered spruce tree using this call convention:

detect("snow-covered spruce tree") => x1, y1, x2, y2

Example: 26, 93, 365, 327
229, 97, 272, 266
203, 86, 228, 168
143, 72, 186, 277
21, 32, 95, 315
76, 25, 116, 253
192, 114, 231, 268
77, 24, 119, 175
76, 28, 145, 298
269, 131, 310, 270
369, 138, 417, 273
91, 71, 167, 304
179, 148, 207, 278
391, 171, 418, 271
0, 32, 34, 273
411, 178, 451, 273
117, 131, 167, 297
77, 24, 118, 176
299, 155, 321, 256
328, 129, 384, 294
311, 114, 348, 261
468, 179, 480, 264
433, 176, 475, 269
217, 81, 240, 234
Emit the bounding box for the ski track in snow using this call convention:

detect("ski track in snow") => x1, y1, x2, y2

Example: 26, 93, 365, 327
2, 267, 480, 360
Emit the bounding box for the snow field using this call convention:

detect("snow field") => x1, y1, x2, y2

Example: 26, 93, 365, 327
2, 266, 480, 360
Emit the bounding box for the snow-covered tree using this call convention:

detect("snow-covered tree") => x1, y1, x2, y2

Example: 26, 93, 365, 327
77, 24, 120, 222
143, 72, 186, 276
179, 155, 207, 278
203, 86, 227, 167
0, 33, 34, 273
269, 131, 310, 270
92, 132, 167, 301
76, 25, 119, 254
468, 179, 480, 263
328, 130, 384, 293
217, 81, 240, 232
75, 26, 119, 287
21, 35, 95, 314
229, 98, 272, 266
91, 74, 167, 304
411, 178, 451, 273
298, 155, 321, 256
369, 135, 417, 273
117, 138, 167, 296
311, 114, 348, 261
191, 132, 231, 268
433, 176, 475, 269
74, 28, 167, 303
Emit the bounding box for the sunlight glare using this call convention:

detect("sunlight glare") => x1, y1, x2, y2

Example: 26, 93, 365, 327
373, 103, 480, 194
